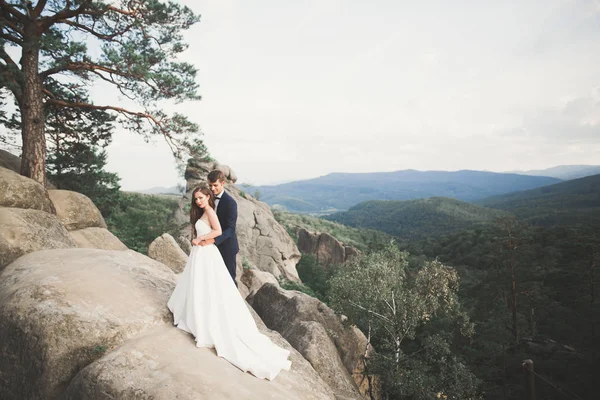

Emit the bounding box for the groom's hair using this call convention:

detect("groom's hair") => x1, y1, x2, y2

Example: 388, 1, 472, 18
207, 170, 226, 183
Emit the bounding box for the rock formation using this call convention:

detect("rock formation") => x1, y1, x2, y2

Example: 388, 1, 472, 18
48, 189, 107, 231
68, 226, 128, 251
173, 159, 301, 286
248, 283, 376, 399
148, 233, 188, 273
297, 228, 361, 266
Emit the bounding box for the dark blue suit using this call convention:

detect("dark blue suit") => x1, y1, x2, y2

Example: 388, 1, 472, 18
214, 190, 239, 284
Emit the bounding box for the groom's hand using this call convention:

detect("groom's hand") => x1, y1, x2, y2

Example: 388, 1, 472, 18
199, 238, 215, 246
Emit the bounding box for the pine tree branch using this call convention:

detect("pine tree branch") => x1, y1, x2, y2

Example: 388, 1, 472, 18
33, 0, 48, 18
0, 30, 22, 44
0, 44, 18, 68
44, 98, 182, 157
40, 61, 140, 80
0, 45, 21, 101
55, 18, 135, 42
0, 13, 24, 37
40, 0, 93, 27
0, 1, 28, 23
41, 1, 139, 29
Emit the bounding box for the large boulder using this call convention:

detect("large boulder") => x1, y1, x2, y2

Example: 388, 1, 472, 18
0, 149, 21, 173
298, 228, 360, 267
0, 167, 55, 213
248, 284, 373, 399
0, 248, 176, 400
0, 207, 76, 271
241, 267, 281, 298
148, 233, 188, 273
185, 159, 238, 187
48, 190, 107, 231
69, 227, 128, 251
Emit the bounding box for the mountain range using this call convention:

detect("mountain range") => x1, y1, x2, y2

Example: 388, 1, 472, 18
241, 170, 561, 214
325, 173, 600, 239
508, 164, 600, 180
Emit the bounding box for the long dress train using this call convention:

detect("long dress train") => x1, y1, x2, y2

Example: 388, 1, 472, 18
167, 219, 291, 380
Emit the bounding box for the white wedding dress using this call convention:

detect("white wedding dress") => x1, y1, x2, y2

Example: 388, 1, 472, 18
167, 218, 291, 380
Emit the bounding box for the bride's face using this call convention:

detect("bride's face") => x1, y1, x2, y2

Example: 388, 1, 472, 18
194, 192, 209, 209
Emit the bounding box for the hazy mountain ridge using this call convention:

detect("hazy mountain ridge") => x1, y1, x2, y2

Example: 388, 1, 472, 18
241, 170, 561, 213
509, 164, 600, 180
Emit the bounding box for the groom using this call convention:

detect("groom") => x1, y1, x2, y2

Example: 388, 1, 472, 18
199, 170, 239, 286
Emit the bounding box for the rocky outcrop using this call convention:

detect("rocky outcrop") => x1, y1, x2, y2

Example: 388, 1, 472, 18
297, 228, 360, 266
176, 234, 193, 255
248, 284, 373, 399
0, 167, 55, 213
69, 227, 128, 251
148, 233, 188, 273
184, 158, 238, 189
174, 160, 301, 286
48, 190, 107, 231
0, 248, 337, 400
241, 267, 281, 297
0, 207, 76, 271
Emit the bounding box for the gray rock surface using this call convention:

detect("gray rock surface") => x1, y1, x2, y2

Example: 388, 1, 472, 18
298, 228, 360, 266
0, 207, 76, 271
0, 166, 55, 213
69, 227, 128, 251
65, 323, 335, 400
0, 248, 176, 400
48, 190, 107, 231
241, 267, 281, 298
148, 233, 188, 273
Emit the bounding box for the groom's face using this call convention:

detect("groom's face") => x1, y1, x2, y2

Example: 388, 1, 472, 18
208, 179, 225, 196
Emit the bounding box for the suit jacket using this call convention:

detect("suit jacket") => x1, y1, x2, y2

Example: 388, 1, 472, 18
214, 190, 239, 255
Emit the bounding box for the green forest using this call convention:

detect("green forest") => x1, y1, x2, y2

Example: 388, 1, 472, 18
282, 175, 600, 400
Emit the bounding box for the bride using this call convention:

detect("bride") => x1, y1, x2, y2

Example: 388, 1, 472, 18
167, 186, 291, 380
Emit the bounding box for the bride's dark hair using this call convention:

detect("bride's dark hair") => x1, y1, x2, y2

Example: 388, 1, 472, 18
190, 186, 215, 239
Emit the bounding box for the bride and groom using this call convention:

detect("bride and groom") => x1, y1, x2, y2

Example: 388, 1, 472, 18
167, 170, 291, 381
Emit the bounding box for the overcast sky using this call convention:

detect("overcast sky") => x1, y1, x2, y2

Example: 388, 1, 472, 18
104, 0, 600, 190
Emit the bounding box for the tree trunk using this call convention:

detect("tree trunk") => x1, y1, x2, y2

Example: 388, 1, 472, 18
510, 258, 519, 343
20, 33, 46, 185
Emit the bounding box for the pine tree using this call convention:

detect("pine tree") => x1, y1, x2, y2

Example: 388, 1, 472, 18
0, 0, 202, 184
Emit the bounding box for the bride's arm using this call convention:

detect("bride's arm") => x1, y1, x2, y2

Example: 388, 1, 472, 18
198, 208, 222, 241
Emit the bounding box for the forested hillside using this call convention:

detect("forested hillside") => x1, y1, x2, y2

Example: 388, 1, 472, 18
325, 197, 509, 239
293, 179, 600, 400
476, 173, 600, 227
